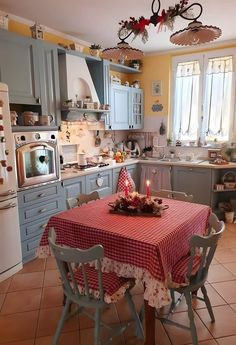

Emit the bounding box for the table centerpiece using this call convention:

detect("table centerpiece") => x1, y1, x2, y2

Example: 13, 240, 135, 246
108, 192, 168, 217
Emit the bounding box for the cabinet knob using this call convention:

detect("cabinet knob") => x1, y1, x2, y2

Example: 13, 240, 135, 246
38, 193, 46, 198
39, 208, 47, 213
36, 97, 41, 104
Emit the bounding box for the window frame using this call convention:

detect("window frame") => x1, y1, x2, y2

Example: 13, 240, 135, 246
171, 48, 236, 145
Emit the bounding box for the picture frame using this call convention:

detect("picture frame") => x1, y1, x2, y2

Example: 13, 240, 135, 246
152, 80, 162, 96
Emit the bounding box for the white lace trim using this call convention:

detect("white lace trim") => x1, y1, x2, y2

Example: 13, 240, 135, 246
37, 245, 171, 308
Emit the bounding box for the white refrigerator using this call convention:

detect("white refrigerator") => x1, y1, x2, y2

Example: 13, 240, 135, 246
0, 82, 22, 281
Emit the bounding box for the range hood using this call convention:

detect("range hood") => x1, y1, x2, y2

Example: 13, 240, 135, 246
58, 53, 100, 120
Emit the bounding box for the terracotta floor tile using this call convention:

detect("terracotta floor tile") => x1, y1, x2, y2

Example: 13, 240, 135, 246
196, 305, 236, 338
222, 262, 236, 276
0, 340, 34, 345
8, 272, 44, 292
35, 331, 80, 345
192, 284, 227, 309
215, 248, 236, 264
18, 259, 46, 274
0, 310, 38, 343
163, 310, 213, 345
0, 277, 12, 294
80, 326, 125, 345
79, 304, 119, 330
211, 281, 236, 304
123, 323, 145, 345
41, 286, 63, 309
45, 257, 57, 271
207, 264, 236, 283
217, 237, 236, 249
37, 306, 78, 337
0, 294, 5, 311
216, 335, 236, 345
43, 270, 61, 287
188, 340, 218, 345
1, 289, 42, 314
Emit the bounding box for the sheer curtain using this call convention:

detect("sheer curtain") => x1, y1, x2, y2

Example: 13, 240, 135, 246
203, 56, 233, 141
173, 61, 200, 141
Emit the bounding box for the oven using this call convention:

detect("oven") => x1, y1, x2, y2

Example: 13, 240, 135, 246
14, 132, 60, 189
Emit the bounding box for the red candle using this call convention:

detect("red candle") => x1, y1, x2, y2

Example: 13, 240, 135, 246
146, 180, 150, 199
124, 179, 129, 197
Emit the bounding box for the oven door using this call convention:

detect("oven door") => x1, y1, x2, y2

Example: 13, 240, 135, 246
16, 142, 59, 188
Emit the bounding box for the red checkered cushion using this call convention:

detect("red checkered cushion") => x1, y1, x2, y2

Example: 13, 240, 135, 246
74, 265, 131, 298
171, 254, 202, 285
117, 167, 135, 193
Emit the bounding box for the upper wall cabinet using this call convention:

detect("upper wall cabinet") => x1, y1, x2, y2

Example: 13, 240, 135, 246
0, 30, 40, 105
0, 30, 61, 126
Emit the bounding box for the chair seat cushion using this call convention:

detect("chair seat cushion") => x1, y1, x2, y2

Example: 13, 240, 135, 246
74, 265, 132, 302
170, 253, 201, 287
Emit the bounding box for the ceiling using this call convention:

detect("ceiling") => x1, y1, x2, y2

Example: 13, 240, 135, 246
0, 0, 236, 54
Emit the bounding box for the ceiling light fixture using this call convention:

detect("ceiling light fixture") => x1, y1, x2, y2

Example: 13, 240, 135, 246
102, 0, 222, 60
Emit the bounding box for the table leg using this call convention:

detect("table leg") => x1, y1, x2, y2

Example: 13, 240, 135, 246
144, 300, 156, 345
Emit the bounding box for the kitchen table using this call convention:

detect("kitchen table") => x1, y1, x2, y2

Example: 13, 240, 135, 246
37, 194, 210, 345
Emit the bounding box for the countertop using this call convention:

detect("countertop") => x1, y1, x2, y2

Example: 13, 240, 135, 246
60, 158, 236, 181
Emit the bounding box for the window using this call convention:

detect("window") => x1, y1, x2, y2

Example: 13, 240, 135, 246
171, 49, 236, 144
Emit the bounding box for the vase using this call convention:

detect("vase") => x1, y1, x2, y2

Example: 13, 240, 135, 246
225, 211, 234, 223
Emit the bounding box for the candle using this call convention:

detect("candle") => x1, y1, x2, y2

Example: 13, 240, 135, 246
146, 180, 150, 199
124, 179, 129, 197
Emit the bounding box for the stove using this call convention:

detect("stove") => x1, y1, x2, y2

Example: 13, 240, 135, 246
63, 162, 110, 171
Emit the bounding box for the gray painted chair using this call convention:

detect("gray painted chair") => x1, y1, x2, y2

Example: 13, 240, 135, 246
152, 189, 193, 202
157, 213, 225, 345
66, 191, 100, 209
48, 228, 144, 345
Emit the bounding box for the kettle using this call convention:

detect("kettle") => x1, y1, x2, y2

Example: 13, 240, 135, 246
77, 152, 87, 166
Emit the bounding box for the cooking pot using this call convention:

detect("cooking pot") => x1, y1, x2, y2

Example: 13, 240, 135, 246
77, 152, 87, 166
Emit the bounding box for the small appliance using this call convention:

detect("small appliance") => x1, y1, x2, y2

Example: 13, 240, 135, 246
124, 140, 141, 157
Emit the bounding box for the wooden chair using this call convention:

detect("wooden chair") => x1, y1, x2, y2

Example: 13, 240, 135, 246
152, 189, 193, 202
66, 191, 100, 209
48, 228, 144, 345
157, 213, 225, 345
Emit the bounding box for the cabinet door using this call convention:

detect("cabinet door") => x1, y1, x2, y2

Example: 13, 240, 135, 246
37, 41, 61, 126
111, 85, 130, 130
86, 170, 112, 197
172, 166, 212, 205
0, 31, 40, 104
130, 89, 144, 129
62, 176, 86, 200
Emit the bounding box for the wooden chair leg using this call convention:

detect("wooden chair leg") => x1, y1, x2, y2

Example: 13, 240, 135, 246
201, 285, 215, 322
125, 290, 144, 340
94, 308, 101, 345
185, 291, 198, 345
52, 298, 71, 345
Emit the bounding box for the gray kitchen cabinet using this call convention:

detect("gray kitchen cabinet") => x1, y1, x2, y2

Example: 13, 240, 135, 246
130, 88, 144, 129
0, 29, 40, 105
112, 164, 139, 193
18, 182, 64, 263
0, 30, 61, 126
111, 84, 130, 130
172, 166, 212, 205
37, 41, 61, 126
61, 175, 86, 208
86, 169, 113, 197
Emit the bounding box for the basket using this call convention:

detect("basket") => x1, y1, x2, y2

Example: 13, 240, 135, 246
222, 171, 236, 189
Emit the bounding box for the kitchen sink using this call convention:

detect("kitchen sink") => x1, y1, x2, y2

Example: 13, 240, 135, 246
142, 157, 204, 164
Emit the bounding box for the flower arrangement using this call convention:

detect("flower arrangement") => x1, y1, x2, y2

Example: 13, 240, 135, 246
89, 43, 102, 50
118, 0, 191, 43
108, 192, 168, 216
114, 150, 127, 163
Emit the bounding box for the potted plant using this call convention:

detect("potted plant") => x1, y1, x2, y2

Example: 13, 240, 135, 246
143, 146, 153, 158
129, 59, 143, 70
89, 43, 102, 57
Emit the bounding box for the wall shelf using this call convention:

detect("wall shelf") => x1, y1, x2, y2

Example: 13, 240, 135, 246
12, 125, 58, 132
109, 62, 141, 74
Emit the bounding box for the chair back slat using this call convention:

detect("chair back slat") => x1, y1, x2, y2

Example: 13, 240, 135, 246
152, 189, 193, 202
186, 215, 224, 284
48, 228, 105, 304
66, 191, 100, 209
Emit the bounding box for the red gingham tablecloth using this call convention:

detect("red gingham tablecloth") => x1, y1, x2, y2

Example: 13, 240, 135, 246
37, 194, 210, 308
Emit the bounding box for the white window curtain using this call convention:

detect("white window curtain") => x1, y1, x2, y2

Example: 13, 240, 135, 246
173, 61, 200, 141
203, 56, 233, 141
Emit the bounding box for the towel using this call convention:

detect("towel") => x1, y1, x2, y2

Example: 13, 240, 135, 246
117, 167, 136, 193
